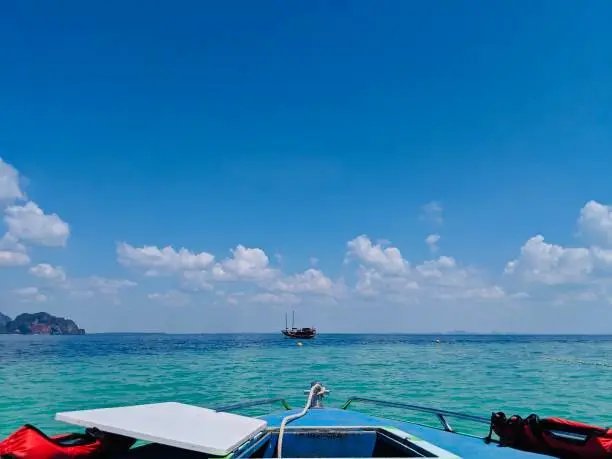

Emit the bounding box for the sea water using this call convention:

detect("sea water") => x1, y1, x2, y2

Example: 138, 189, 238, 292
2, 333, 612, 438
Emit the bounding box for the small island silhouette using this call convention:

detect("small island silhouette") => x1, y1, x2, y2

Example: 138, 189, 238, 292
0, 311, 85, 335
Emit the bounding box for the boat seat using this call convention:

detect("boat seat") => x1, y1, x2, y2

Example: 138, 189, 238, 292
56, 402, 267, 456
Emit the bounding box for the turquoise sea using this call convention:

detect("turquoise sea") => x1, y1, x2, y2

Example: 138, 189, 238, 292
2, 334, 612, 439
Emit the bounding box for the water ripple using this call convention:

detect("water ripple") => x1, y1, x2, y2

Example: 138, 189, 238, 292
2, 334, 612, 437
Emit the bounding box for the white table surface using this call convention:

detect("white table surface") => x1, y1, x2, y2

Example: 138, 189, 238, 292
56, 402, 267, 456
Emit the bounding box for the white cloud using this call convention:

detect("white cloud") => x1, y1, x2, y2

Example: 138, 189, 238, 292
184, 245, 279, 284
249, 292, 301, 305
4, 201, 70, 247
433, 285, 506, 300
504, 235, 607, 285
425, 234, 440, 253
179, 246, 344, 304
355, 266, 418, 298
0, 250, 30, 266
0, 233, 30, 267
0, 160, 69, 265
349, 235, 503, 302
578, 200, 612, 245
269, 268, 339, 295
346, 235, 408, 274
117, 243, 214, 275
19, 265, 136, 301
503, 202, 612, 303
0, 158, 24, 202
354, 267, 379, 297
420, 201, 443, 225
29, 263, 66, 282
217, 245, 276, 280
0, 233, 26, 252
416, 256, 469, 286
9, 160, 612, 332
181, 270, 214, 291
13, 286, 47, 302
416, 256, 504, 299
148, 290, 191, 306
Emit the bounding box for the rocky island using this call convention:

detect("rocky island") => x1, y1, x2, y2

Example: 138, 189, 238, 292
0, 312, 85, 335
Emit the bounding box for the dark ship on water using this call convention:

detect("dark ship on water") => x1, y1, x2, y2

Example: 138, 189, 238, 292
282, 311, 316, 339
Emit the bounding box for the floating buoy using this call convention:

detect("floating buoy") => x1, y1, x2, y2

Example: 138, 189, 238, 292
297, 342, 303, 346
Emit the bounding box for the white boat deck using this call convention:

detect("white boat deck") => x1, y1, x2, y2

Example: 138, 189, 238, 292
56, 402, 267, 456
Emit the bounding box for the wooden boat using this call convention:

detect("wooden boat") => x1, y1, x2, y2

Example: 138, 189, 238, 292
281, 311, 316, 339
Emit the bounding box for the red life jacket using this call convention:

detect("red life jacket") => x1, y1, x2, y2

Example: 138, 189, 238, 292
489, 412, 612, 458
0, 424, 135, 459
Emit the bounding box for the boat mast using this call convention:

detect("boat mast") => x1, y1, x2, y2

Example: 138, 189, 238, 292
292, 310, 295, 329
285, 313, 288, 330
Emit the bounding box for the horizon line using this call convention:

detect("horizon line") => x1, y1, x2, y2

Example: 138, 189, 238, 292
82, 331, 612, 336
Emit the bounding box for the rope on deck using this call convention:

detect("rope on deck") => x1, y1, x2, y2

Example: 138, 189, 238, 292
276, 383, 326, 459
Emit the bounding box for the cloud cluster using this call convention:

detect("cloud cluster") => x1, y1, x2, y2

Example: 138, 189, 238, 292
117, 243, 214, 276
346, 235, 408, 274
0, 158, 138, 304
5, 202, 69, 247
0, 158, 70, 266
30, 263, 67, 282
7, 154, 612, 317
578, 201, 612, 245
502, 201, 612, 304
0, 237, 29, 266
425, 234, 440, 253
348, 235, 504, 303
120, 240, 342, 306
0, 159, 25, 202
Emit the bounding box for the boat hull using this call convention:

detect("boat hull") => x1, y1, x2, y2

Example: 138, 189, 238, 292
34, 408, 557, 458
259, 408, 554, 458
281, 329, 316, 339
10, 381, 559, 459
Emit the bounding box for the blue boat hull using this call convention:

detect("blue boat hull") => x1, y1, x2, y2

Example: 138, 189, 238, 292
259, 408, 554, 458
109, 407, 555, 457
113, 408, 556, 457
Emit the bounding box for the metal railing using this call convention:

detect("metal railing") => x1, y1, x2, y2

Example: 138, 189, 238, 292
341, 396, 490, 434
214, 386, 491, 437
215, 397, 292, 413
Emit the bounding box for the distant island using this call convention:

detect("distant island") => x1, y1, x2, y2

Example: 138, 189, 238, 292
0, 311, 85, 335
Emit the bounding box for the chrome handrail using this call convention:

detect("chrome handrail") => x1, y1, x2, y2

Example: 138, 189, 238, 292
215, 397, 292, 412
341, 396, 489, 433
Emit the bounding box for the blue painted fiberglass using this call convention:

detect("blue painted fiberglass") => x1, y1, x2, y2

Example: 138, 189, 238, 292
253, 407, 552, 458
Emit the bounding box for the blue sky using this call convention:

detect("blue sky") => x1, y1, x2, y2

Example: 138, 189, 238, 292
1, 1, 611, 333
